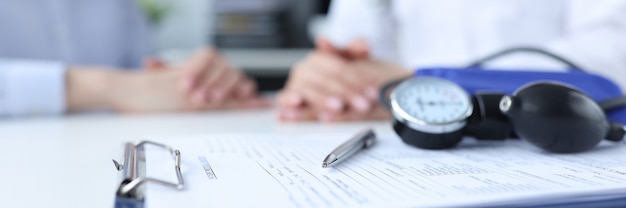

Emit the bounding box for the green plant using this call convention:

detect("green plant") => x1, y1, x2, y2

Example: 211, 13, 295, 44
137, 0, 172, 25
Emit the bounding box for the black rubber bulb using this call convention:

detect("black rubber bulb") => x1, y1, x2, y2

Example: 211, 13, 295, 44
499, 82, 609, 153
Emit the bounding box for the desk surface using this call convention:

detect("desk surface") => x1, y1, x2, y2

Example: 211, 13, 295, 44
0, 109, 390, 208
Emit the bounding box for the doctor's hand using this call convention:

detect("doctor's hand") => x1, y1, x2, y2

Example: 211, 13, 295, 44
276, 38, 410, 122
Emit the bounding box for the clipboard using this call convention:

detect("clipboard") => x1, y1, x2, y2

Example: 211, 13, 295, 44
112, 141, 185, 208
113, 136, 626, 208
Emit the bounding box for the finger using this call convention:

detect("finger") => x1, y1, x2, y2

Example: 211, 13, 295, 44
314, 70, 371, 114
338, 61, 380, 101
143, 57, 167, 72
316, 36, 371, 60
281, 63, 368, 123
315, 36, 341, 54
315, 36, 355, 60
234, 78, 258, 100
208, 66, 243, 103
296, 79, 344, 114
287, 60, 347, 113
276, 89, 306, 109
189, 59, 231, 105
180, 49, 219, 93
308, 53, 376, 113
283, 51, 372, 114
346, 38, 370, 59
277, 58, 310, 109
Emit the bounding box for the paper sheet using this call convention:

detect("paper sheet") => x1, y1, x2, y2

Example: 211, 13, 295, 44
144, 132, 626, 208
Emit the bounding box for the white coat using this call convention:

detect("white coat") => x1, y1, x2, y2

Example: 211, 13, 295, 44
324, 0, 626, 90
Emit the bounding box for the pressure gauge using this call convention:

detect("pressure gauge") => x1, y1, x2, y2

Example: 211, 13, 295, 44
389, 77, 473, 149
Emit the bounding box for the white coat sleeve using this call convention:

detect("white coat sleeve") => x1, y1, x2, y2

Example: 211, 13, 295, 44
0, 60, 66, 117
324, 0, 398, 63
547, 0, 626, 90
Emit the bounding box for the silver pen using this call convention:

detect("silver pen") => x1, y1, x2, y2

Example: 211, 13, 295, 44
322, 128, 377, 168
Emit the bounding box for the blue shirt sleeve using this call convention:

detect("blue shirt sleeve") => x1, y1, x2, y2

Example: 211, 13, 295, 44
0, 59, 66, 117
0, 0, 154, 117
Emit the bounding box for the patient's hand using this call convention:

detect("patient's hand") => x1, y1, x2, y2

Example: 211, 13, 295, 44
276, 38, 410, 122
111, 49, 269, 113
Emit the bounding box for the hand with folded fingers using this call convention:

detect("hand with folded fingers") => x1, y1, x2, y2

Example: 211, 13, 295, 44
112, 48, 270, 113
173, 49, 266, 108
277, 38, 410, 122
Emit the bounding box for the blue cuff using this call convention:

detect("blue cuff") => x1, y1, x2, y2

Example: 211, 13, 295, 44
0, 60, 67, 117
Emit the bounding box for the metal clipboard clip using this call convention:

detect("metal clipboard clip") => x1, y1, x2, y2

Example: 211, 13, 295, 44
112, 141, 185, 208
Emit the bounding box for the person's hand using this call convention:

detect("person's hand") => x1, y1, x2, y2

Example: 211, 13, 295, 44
145, 49, 260, 107
277, 38, 411, 122
66, 49, 269, 113
110, 49, 269, 113
315, 37, 370, 60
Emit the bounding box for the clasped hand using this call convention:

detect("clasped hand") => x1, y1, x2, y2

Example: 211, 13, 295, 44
277, 38, 410, 122
113, 49, 269, 113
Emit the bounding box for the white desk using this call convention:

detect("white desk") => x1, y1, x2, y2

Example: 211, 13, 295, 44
0, 109, 391, 208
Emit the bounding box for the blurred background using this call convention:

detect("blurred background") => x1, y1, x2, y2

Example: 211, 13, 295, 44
137, 0, 332, 92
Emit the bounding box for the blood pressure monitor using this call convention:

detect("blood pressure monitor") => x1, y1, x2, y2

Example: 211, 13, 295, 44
388, 77, 474, 149
381, 47, 626, 152
382, 76, 623, 152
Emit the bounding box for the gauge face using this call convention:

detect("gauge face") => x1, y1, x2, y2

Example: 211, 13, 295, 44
391, 77, 472, 125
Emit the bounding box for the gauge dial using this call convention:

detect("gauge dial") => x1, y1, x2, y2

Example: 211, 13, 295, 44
391, 77, 472, 125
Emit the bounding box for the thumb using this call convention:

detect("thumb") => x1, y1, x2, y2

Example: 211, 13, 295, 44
143, 57, 167, 72
346, 38, 370, 59
315, 36, 341, 54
